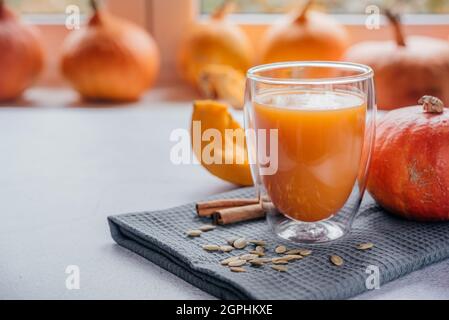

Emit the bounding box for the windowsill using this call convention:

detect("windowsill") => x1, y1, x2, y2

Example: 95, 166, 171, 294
199, 13, 449, 25
21, 14, 88, 25
24, 13, 449, 27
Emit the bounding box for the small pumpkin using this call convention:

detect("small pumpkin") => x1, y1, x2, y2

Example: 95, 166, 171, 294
345, 11, 449, 110
178, 0, 253, 88
260, 0, 349, 64
61, 0, 160, 102
0, 0, 44, 101
368, 96, 449, 221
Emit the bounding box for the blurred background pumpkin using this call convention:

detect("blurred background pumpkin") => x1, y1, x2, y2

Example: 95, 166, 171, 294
259, 0, 349, 64
177, 0, 253, 89
60, 0, 160, 102
0, 0, 44, 102
345, 10, 449, 110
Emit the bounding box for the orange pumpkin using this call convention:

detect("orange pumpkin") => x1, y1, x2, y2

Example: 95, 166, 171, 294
260, 0, 349, 64
197, 64, 246, 109
368, 96, 449, 221
0, 0, 44, 101
178, 0, 253, 87
61, 0, 160, 102
345, 11, 449, 110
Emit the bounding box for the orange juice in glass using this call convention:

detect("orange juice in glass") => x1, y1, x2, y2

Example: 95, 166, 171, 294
245, 62, 376, 243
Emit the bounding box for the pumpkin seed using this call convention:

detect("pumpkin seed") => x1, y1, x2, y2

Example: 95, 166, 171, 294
255, 246, 265, 253
220, 256, 240, 265
299, 249, 312, 256
249, 258, 268, 264
233, 238, 248, 249
357, 242, 374, 250
271, 265, 288, 272
240, 254, 259, 261
249, 250, 265, 256
330, 255, 344, 266
226, 237, 238, 246
228, 259, 246, 267
283, 254, 303, 261
285, 249, 302, 255
252, 257, 271, 263
198, 225, 216, 232
186, 229, 202, 237
203, 244, 220, 251
249, 259, 264, 267
220, 245, 235, 253
230, 267, 246, 273
272, 259, 288, 265
249, 240, 266, 246
275, 245, 287, 254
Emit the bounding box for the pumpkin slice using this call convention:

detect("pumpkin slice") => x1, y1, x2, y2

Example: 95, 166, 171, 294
197, 64, 246, 110
191, 100, 253, 186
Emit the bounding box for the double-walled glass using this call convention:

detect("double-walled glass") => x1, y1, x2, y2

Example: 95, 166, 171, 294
244, 61, 376, 244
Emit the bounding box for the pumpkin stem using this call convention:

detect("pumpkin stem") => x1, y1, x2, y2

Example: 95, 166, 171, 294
89, 0, 103, 25
294, 0, 314, 23
385, 10, 406, 47
211, 0, 235, 20
90, 0, 98, 12
0, 0, 13, 19
419, 96, 444, 114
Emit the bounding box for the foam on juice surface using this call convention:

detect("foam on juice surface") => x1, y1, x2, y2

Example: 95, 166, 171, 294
257, 90, 365, 111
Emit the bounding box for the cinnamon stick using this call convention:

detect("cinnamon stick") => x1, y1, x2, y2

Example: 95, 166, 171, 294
196, 198, 259, 217
213, 204, 265, 225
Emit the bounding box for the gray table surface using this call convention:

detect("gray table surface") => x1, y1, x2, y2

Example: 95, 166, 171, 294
1, 87, 448, 300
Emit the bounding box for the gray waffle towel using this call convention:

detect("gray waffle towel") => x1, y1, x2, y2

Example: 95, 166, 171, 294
108, 187, 449, 300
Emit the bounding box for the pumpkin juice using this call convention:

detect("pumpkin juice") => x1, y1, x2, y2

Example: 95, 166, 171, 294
254, 90, 366, 222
